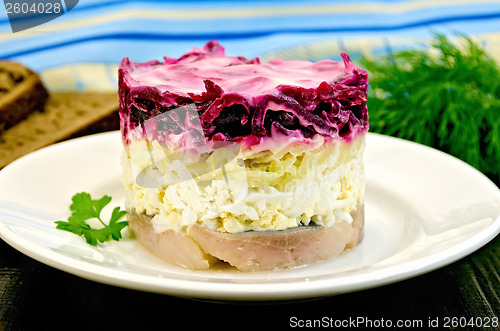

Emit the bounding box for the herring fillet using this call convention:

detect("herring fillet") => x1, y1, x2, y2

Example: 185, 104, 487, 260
129, 211, 217, 269
128, 205, 364, 271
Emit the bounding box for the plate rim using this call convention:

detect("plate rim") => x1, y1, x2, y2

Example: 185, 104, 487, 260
0, 131, 499, 301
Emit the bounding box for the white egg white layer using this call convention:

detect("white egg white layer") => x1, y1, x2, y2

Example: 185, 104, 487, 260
121, 134, 365, 234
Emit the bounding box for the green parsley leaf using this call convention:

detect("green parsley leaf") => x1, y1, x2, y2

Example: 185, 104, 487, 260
55, 192, 128, 246
108, 207, 128, 241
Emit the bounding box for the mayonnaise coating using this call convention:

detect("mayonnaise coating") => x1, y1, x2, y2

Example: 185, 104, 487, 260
118, 40, 369, 148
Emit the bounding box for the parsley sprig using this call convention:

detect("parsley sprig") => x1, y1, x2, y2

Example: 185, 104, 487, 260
361, 34, 500, 185
55, 192, 128, 246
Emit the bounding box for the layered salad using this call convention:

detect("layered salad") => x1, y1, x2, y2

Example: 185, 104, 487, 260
119, 41, 368, 271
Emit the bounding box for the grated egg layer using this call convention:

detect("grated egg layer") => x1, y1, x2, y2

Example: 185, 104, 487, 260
121, 134, 365, 234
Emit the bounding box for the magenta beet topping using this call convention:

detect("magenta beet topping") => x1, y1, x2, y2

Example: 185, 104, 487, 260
118, 40, 368, 147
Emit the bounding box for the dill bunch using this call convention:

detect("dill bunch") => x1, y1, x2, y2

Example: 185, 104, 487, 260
361, 34, 500, 185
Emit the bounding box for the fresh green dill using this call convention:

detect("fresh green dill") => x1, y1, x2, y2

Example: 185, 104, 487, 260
55, 192, 128, 246
360, 34, 500, 185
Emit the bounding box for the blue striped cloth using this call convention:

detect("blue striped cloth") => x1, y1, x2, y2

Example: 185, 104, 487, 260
1, 0, 499, 91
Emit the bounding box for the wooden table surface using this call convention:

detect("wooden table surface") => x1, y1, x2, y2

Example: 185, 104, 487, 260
1, 231, 498, 330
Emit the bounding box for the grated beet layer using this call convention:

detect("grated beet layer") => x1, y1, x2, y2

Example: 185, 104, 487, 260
118, 41, 368, 146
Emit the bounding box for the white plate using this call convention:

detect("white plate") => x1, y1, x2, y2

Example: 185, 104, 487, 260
0, 131, 499, 301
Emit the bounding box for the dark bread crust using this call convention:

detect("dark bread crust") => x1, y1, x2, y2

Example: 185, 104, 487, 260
0, 61, 48, 134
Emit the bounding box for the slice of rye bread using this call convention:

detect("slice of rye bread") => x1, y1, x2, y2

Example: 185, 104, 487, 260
0, 91, 119, 168
0, 61, 49, 134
